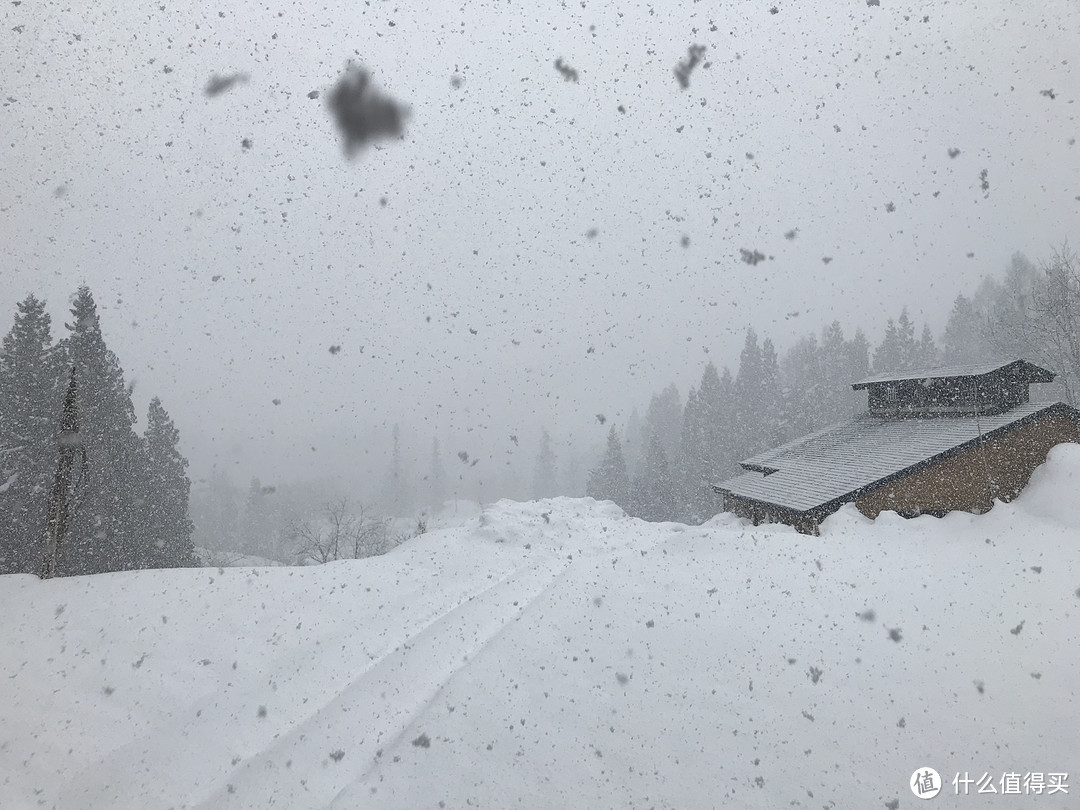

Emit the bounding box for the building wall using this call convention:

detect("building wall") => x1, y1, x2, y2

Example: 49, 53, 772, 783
854, 412, 1080, 520
722, 496, 821, 535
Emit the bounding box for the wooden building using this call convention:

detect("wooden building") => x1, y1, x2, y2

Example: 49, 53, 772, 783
713, 360, 1080, 534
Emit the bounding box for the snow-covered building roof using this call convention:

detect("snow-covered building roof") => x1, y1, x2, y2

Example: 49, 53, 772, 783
851, 358, 1055, 389
715, 402, 1071, 515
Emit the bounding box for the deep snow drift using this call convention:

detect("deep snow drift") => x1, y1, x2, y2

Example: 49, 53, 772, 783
2, 446, 1078, 809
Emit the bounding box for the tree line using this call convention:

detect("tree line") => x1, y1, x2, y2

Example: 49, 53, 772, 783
0, 287, 196, 576
587, 246, 1080, 523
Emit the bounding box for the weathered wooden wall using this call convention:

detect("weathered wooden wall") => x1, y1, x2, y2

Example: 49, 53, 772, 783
855, 413, 1080, 520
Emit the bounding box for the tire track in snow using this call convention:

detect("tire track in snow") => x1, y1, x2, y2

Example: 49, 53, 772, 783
190, 551, 570, 810
46, 551, 536, 810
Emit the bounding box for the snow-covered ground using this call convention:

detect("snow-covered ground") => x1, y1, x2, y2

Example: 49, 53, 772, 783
2, 447, 1079, 810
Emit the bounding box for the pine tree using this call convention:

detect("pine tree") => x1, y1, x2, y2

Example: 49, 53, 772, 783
943, 294, 990, 363
874, 308, 925, 373
644, 384, 683, 463
676, 385, 704, 521
381, 424, 412, 516
427, 437, 446, 509
586, 426, 630, 510
41, 368, 86, 578
674, 362, 732, 522
622, 407, 644, 473
916, 324, 939, 368
634, 430, 676, 522
532, 428, 557, 499
57, 287, 144, 574
731, 329, 768, 462
819, 321, 853, 422
0, 294, 61, 573
779, 334, 822, 439
697, 362, 731, 480
846, 328, 872, 412
140, 397, 196, 568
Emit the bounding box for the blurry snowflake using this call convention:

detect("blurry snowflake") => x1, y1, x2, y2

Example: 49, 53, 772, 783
327, 63, 407, 156
554, 58, 579, 82
204, 72, 249, 97
739, 248, 766, 265
674, 44, 706, 89
947, 147, 960, 158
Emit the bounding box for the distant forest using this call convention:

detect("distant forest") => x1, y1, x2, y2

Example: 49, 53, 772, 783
3, 247, 1077, 573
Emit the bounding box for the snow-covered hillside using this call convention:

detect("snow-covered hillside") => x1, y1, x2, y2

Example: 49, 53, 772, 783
2, 446, 1078, 810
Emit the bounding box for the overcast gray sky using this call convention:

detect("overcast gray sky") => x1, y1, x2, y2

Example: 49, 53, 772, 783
2, 0, 1078, 491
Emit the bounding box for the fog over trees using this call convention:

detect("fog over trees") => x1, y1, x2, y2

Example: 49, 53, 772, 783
5, 246, 1076, 573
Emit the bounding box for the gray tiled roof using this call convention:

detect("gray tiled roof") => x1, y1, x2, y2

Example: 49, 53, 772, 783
851, 359, 1055, 389
715, 402, 1067, 514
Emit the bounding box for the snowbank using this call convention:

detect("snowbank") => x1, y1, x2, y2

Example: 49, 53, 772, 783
2, 451, 1078, 809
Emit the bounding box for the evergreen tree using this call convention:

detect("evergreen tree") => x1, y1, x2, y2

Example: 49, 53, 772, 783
819, 321, 854, 421
380, 424, 412, 516
895, 308, 918, 370
57, 287, 144, 575
0, 294, 61, 573
644, 384, 683, 464
427, 437, 446, 509
760, 337, 783, 445
846, 328, 872, 412
942, 294, 991, 363
730, 330, 764, 462
532, 428, 558, 499
622, 407, 644, 473
676, 362, 731, 522
779, 334, 822, 439
633, 430, 676, 522
140, 397, 196, 568
916, 324, 939, 368
676, 385, 704, 521
873, 318, 900, 374
982, 254, 1041, 361
586, 426, 630, 509
41, 368, 86, 579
